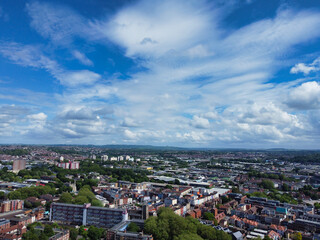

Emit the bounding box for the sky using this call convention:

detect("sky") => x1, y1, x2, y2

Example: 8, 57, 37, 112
0, 0, 320, 149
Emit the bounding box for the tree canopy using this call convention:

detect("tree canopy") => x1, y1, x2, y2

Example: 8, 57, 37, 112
144, 208, 231, 240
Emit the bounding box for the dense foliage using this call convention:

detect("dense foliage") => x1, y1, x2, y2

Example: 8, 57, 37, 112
0, 148, 29, 156
58, 186, 103, 206
0, 167, 21, 182
249, 191, 298, 204
8, 185, 55, 200
78, 225, 105, 240
248, 171, 294, 181
22, 224, 55, 240
144, 208, 231, 240
127, 222, 140, 232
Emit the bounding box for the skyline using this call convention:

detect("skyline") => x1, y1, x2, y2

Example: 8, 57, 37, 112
0, 0, 320, 149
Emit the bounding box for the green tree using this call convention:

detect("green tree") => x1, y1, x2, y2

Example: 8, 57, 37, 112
87, 225, 104, 240
127, 222, 140, 232
175, 233, 203, 240
44, 225, 54, 237
260, 180, 275, 190
292, 232, 302, 240
79, 225, 87, 238
8, 190, 22, 200
213, 218, 218, 226
282, 183, 290, 191
91, 199, 103, 207
39, 232, 48, 240
22, 230, 39, 240
203, 212, 214, 221
0, 191, 5, 200
221, 196, 229, 204
24, 200, 33, 209
70, 228, 78, 240
144, 207, 231, 240
59, 192, 73, 203
74, 195, 89, 205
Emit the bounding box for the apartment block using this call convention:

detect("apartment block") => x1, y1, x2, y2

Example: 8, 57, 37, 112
56, 161, 79, 170
12, 159, 26, 173
50, 203, 128, 228
0, 219, 10, 232
0, 200, 24, 213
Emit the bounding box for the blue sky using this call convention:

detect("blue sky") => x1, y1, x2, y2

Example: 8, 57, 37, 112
0, 0, 320, 148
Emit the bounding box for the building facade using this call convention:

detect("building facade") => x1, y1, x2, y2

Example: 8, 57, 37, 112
56, 161, 79, 170
0, 200, 24, 213
12, 159, 26, 173
50, 203, 128, 228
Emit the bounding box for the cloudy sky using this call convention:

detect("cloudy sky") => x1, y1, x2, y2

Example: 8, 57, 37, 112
0, 0, 320, 148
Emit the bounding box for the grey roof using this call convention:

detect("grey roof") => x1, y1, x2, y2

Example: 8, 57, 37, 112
233, 231, 243, 239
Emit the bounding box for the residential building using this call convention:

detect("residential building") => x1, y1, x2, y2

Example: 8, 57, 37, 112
50, 203, 128, 228
12, 159, 26, 173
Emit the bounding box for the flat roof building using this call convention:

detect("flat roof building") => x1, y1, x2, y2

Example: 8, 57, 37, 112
50, 203, 128, 229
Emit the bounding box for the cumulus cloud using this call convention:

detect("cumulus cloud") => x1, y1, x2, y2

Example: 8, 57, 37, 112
191, 116, 210, 129
290, 63, 317, 75
96, 0, 214, 58
124, 129, 138, 140
286, 81, 320, 109
59, 106, 112, 120
121, 118, 140, 127
27, 112, 47, 121
290, 57, 320, 75
22, 112, 48, 136
0, 105, 28, 135
0, 106, 50, 139
176, 131, 208, 142
53, 117, 107, 138
2, 1, 320, 147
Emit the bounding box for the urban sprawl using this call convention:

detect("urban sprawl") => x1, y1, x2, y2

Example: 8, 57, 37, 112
0, 145, 320, 240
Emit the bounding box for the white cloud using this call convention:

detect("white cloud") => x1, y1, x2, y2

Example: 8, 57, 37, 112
202, 112, 218, 120
290, 63, 316, 75
0, 42, 100, 87
72, 50, 93, 66
121, 118, 140, 127
176, 131, 208, 142
124, 129, 138, 140
191, 116, 210, 129
286, 81, 320, 109
57, 70, 101, 87
0, 42, 59, 71
27, 112, 47, 121
26, 2, 94, 45
97, 0, 214, 58
290, 57, 320, 75
2, 1, 320, 147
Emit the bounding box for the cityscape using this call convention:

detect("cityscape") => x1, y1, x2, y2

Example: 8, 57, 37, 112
1, 0, 320, 240
0, 145, 320, 240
